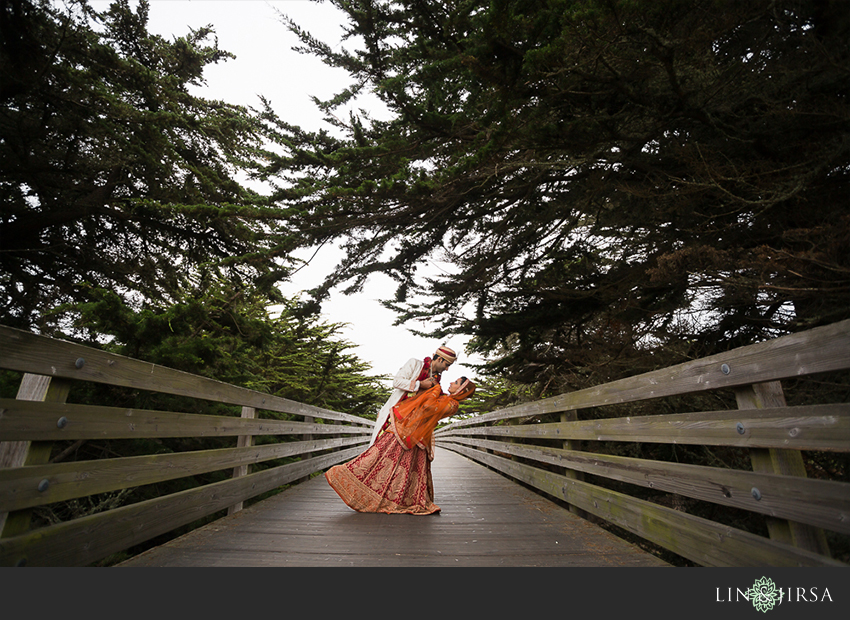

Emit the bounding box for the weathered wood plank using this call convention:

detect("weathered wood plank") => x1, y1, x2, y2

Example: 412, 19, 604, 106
440, 443, 846, 567
443, 319, 850, 427
0, 446, 363, 567
0, 398, 372, 441
0, 325, 365, 425
439, 436, 850, 534
0, 436, 368, 512
437, 403, 850, 451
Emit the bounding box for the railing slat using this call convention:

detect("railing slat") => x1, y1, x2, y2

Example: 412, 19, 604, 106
0, 398, 371, 441
437, 403, 850, 451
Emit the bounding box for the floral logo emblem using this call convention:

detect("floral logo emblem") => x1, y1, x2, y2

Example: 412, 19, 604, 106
746, 577, 784, 612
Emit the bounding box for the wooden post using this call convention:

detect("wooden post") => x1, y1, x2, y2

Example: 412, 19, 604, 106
508, 417, 519, 460
333, 419, 341, 452
560, 409, 587, 518
227, 406, 256, 516
734, 381, 831, 556
299, 415, 313, 484
1, 374, 71, 539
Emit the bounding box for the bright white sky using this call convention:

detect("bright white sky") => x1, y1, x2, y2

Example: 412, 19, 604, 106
93, 0, 484, 384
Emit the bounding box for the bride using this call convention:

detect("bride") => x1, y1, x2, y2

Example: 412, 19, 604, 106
325, 377, 476, 515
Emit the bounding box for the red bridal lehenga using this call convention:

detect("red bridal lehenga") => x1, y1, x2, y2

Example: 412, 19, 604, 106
325, 384, 469, 515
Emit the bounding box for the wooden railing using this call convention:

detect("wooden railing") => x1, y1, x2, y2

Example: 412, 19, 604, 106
435, 319, 850, 567
3, 321, 849, 567
0, 325, 372, 567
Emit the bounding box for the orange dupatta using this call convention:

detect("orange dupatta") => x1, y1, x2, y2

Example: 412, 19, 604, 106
390, 385, 459, 454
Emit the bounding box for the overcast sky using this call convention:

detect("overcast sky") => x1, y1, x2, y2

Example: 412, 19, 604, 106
98, 0, 484, 384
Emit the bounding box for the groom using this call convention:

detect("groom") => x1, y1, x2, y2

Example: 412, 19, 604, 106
368, 345, 457, 446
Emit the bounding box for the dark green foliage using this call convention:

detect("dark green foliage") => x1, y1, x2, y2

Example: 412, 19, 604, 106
0, 371, 24, 399
453, 376, 542, 420
264, 0, 850, 391
57, 280, 388, 416
0, 0, 294, 332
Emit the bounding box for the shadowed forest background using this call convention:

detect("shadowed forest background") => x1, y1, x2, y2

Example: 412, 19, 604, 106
1, 0, 848, 565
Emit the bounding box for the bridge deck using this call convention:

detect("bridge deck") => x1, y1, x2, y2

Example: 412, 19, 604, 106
117, 448, 670, 567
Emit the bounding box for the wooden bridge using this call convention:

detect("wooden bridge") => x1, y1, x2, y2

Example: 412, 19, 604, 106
1, 321, 849, 567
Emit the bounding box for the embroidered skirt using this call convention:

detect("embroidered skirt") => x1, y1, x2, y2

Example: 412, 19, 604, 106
325, 431, 440, 515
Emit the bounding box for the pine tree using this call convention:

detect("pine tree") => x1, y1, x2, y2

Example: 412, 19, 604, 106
263, 0, 850, 387
1, 0, 293, 331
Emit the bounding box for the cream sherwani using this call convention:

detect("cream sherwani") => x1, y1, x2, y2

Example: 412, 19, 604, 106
369, 357, 427, 446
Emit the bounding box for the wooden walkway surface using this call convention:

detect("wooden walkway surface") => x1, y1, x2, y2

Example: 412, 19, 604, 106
117, 447, 671, 567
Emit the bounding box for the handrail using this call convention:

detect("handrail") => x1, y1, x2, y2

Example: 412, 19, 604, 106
436, 319, 850, 567
0, 325, 365, 424
447, 319, 850, 427
0, 325, 372, 566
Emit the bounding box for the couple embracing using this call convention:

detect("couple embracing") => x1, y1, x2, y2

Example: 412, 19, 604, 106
325, 346, 475, 515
